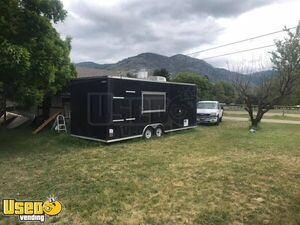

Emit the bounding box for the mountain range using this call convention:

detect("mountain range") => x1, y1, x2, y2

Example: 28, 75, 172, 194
76, 53, 273, 83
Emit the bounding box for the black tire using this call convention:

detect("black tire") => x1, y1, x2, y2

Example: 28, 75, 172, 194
144, 127, 153, 139
155, 127, 163, 137
219, 116, 223, 122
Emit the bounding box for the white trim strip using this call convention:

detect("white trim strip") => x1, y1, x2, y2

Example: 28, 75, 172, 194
71, 126, 197, 143
125, 118, 136, 121
142, 91, 166, 95
71, 134, 143, 143
126, 90, 136, 94
113, 96, 125, 99
71, 134, 108, 143
113, 119, 124, 122
107, 76, 196, 86
74, 76, 196, 86
142, 109, 166, 113
165, 126, 197, 133
107, 135, 143, 143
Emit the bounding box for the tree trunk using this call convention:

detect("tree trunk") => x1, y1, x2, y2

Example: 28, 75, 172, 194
3, 94, 6, 123
250, 108, 265, 128
251, 118, 260, 128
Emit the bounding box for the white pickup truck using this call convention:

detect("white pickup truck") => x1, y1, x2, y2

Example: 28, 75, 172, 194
197, 101, 224, 125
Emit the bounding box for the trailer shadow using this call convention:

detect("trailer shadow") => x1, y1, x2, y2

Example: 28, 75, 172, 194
197, 123, 221, 127
103, 127, 198, 147
0, 127, 104, 156
0, 126, 199, 156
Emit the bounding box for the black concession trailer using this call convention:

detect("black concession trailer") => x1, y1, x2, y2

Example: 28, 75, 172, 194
70, 76, 197, 143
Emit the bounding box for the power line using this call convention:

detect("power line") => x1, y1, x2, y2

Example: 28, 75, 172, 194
186, 26, 296, 56
201, 44, 275, 60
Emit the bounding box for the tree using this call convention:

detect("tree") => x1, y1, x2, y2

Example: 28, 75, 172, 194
153, 68, 171, 81
0, 0, 76, 122
126, 72, 136, 78
235, 23, 300, 128
173, 72, 212, 100
282, 87, 300, 105
212, 81, 236, 104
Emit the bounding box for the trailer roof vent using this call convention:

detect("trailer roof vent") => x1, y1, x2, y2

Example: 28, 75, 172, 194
136, 69, 148, 79
148, 76, 167, 82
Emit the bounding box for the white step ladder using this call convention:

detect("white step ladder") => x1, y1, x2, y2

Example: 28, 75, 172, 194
53, 114, 67, 133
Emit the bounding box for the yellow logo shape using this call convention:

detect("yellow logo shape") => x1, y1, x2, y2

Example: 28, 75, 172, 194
42, 200, 62, 216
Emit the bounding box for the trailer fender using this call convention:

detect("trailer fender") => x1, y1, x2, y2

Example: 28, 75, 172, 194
142, 123, 164, 136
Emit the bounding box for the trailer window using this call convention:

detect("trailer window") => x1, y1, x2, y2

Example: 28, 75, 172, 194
142, 92, 166, 113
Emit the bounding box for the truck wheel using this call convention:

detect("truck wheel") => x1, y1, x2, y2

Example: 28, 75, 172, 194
219, 116, 223, 122
144, 127, 153, 139
155, 127, 163, 137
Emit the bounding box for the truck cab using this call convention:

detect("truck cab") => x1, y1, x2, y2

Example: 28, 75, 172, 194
197, 101, 223, 125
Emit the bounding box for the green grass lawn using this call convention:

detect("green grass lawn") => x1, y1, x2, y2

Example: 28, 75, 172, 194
0, 122, 300, 225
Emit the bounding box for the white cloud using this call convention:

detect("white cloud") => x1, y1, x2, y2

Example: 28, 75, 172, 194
187, 0, 300, 70
56, 0, 299, 71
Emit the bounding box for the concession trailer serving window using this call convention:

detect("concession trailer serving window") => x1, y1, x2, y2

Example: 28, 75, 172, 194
142, 91, 166, 114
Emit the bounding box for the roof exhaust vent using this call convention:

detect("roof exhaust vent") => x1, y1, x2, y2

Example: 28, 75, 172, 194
136, 69, 148, 79
148, 76, 167, 82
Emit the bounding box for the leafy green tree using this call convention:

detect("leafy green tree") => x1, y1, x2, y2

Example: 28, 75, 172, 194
212, 81, 236, 104
0, 0, 76, 121
211, 82, 225, 102
173, 72, 212, 100
153, 68, 171, 81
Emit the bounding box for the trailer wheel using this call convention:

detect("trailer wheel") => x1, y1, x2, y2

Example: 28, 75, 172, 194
155, 127, 163, 137
144, 127, 153, 139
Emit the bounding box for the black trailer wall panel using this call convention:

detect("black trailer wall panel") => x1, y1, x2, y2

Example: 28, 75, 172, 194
71, 76, 196, 143
71, 77, 109, 140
